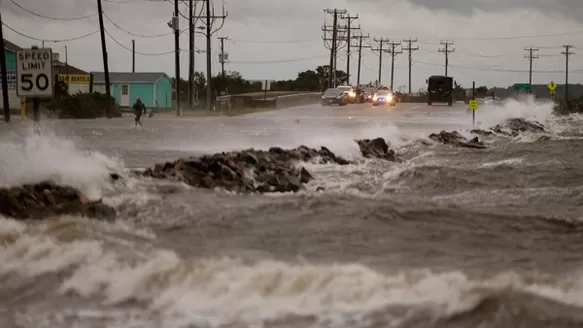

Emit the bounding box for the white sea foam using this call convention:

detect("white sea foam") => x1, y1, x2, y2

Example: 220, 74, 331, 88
2, 217, 583, 327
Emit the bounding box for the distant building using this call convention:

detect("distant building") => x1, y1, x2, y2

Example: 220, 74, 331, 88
53, 60, 91, 94
90, 72, 173, 108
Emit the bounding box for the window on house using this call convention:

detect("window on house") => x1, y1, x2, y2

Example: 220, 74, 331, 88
122, 85, 128, 95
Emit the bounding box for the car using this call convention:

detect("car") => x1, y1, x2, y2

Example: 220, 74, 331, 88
321, 88, 347, 106
362, 88, 376, 102
427, 75, 453, 106
372, 90, 396, 106
336, 85, 357, 103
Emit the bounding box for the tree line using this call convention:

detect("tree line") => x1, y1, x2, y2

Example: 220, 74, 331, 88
172, 65, 349, 107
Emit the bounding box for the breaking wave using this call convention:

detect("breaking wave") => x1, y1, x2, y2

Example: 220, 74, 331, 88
2, 216, 583, 327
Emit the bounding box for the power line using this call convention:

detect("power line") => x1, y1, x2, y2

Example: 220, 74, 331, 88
103, 12, 174, 38
229, 38, 318, 44
229, 54, 328, 64
8, 0, 97, 20
104, 28, 175, 55
2, 22, 99, 42
414, 60, 583, 73
104, 0, 169, 3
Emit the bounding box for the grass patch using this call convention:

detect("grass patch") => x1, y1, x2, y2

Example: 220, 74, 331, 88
158, 107, 272, 117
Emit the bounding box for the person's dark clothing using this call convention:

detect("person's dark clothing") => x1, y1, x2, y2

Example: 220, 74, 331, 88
133, 99, 146, 117
132, 99, 146, 126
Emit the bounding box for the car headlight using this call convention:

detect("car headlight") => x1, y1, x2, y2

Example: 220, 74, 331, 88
387, 95, 393, 101
348, 92, 355, 97
373, 96, 378, 101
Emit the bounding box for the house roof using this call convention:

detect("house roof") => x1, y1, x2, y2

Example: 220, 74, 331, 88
4, 39, 22, 52
54, 62, 88, 75
90, 72, 169, 84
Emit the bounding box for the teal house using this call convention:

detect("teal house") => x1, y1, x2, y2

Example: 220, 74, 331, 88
91, 72, 173, 109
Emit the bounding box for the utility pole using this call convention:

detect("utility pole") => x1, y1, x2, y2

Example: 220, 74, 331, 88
386, 41, 402, 90
188, 0, 194, 108
0, 12, 10, 122
174, 0, 181, 115
354, 33, 370, 86
323, 8, 346, 88
218, 36, 228, 79
402, 38, 418, 95
340, 13, 359, 85
195, 0, 228, 111
561, 45, 574, 102
372, 38, 390, 85
524, 47, 538, 90
438, 40, 454, 77
132, 39, 135, 72
97, 0, 111, 118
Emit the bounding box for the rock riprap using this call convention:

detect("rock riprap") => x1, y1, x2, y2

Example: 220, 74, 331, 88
0, 181, 116, 220
138, 140, 399, 193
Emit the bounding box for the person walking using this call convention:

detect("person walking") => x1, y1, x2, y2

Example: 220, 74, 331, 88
132, 97, 146, 128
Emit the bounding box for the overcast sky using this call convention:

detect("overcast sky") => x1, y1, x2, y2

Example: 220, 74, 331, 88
2, 0, 582, 91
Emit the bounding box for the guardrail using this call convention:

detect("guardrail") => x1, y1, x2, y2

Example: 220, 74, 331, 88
275, 92, 323, 109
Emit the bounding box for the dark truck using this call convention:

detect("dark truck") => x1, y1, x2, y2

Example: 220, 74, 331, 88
427, 75, 453, 106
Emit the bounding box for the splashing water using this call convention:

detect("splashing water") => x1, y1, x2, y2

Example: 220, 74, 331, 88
0, 128, 125, 199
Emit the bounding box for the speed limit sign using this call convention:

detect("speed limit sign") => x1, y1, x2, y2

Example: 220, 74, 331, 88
16, 48, 54, 97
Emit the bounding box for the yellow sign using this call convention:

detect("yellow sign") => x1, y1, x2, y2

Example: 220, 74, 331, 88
548, 81, 557, 91
58, 74, 90, 84
469, 100, 479, 110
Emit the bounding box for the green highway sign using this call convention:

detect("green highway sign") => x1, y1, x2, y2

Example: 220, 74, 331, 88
513, 83, 531, 91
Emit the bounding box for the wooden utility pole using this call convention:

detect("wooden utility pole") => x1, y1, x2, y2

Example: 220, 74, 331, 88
386, 41, 402, 90
561, 45, 574, 101
340, 13, 359, 85
132, 40, 135, 72
0, 12, 10, 122
323, 8, 346, 88
218, 36, 228, 79
355, 33, 370, 86
372, 38, 390, 85
97, 0, 111, 118
188, 0, 194, 107
438, 40, 454, 77
402, 38, 418, 95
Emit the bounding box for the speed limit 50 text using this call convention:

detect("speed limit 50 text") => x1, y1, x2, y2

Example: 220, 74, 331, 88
16, 48, 54, 98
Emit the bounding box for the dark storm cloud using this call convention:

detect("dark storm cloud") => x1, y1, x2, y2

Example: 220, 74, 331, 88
351, 0, 583, 21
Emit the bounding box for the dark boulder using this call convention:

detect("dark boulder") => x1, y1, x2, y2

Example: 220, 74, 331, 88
478, 118, 546, 137
0, 181, 116, 220
356, 137, 398, 161
429, 130, 486, 149
505, 118, 545, 134
470, 129, 495, 137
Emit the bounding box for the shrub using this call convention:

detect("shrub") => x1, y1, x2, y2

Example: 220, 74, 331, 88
58, 92, 121, 119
